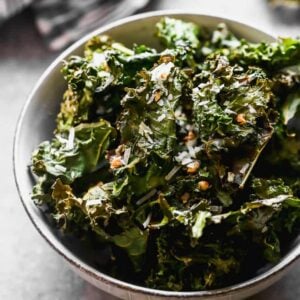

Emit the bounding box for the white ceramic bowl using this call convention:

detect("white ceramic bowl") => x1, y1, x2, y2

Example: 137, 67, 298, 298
13, 11, 300, 300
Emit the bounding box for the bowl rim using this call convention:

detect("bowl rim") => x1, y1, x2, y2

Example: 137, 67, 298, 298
13, 9, 300, 298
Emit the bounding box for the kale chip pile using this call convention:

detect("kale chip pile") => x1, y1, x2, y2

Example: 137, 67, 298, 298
31, 18, 300, 291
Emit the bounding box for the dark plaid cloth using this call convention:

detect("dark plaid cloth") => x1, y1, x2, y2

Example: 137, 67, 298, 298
0, 0, 149, 50
0, 0, 33, 19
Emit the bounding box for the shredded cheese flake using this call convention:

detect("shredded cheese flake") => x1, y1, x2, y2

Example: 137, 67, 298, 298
142, 212, 152, 229
165, 165, 181, 181
150, 62, 174, 82
86, 199, 103, 206
122, 147, 131, 165
182, 157, 194, 165
90, 52, 106, 68
55, 165, 67, 172
136, 189, 157, 205
239, 163, 250, 174
227, 172, 235, 183
66, 127, 75, 150
139, 122, 154, 143
157, 114, 166, 122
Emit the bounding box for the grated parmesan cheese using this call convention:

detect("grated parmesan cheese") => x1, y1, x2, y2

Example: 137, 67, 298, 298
239, 163, 250, 174
227, 172, 235, 183
168, 94, 174, 101
86, 199, 103, 206
122, 147, 131, 165
55, 165, 67, 172
157, 99, 164, 106
151, 62, 174, 82
165, 165, 181, 181
136, 189, 157, 205
157, 114, 166, 122
187, 144, 196, 158
66, 127, 75, 150
142, 212, 152, 229
182, 157, 193, 165
248, 105, 257, 114
139, 122, 154, 143
90, 52, 106, 68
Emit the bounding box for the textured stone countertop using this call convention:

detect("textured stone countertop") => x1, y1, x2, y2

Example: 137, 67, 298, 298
0, 0, 299, 299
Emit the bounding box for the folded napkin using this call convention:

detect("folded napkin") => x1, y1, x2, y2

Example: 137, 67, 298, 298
0, 0, 149, 50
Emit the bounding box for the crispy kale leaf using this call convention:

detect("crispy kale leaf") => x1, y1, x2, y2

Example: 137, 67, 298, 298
156, 17, 201, 67
201, 23, 300, 72
57, 36, 160, 132
192, 56, 276, 202
118, 54, 190, 159
50, 178, 148, 267
156, 17, 200, 49
227, 38, 300, 71
261, 90, 300, 173
145, 178, 300, 289
32, 120, 116, 183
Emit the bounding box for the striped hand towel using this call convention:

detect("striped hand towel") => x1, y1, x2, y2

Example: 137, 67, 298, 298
0, 0, 149, 50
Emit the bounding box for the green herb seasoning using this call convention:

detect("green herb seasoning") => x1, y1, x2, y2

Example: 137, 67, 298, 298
31, 18, 300, 291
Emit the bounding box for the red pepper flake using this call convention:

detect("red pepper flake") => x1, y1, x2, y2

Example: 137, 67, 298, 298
154, 90, 161, 102
180, 192, 190, 203
236, 113, 246, 125
110, 156, 123, 169
197, 181, 210, 191
184, 131, 196, 142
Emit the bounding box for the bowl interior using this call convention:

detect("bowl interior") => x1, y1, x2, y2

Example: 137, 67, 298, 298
14, 11, 299, 299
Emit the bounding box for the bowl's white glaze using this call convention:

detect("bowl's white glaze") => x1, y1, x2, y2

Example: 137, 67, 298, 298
13, 11, 300, 300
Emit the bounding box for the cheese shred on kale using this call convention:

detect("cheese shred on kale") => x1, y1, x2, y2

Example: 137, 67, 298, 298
31, 18, 300, 291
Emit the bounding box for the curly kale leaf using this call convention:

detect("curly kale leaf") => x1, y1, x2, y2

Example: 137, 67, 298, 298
272, 64, 300, 93
208, 23, 241, 49
56, 87, 94, 132
265, 127, 300, 173
57, 36, 160, 132
211, 178, 295, 223
282, 91, 300, 132
192, 56, 276, 191
251, 178, 293, 199
156, 17, 200, 50
51, 179, 148, 269
118, 55, 190, 159
226, 37, 300, 71
193, 57, 275, 142
263, 92, 300, 173
84, 35, 160, 77
107, 156, 168, 203
112, 227, 149, 271
206, 178, 300, 263
32, 120, 116, 183
112, 56, 191, 204
191, 210, 212, 239
146, 178, 300, 289
156, 17, 201, 67
146, 226, 241, 290
203, 23, 300, 71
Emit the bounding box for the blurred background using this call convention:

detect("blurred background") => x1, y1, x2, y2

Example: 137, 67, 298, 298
1, 0, 300, 299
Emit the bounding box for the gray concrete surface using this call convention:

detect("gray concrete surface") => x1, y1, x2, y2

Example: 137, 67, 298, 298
0, 0, 299, 299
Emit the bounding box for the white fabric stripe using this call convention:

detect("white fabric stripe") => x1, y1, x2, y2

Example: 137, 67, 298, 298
0, 0, 33, 19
